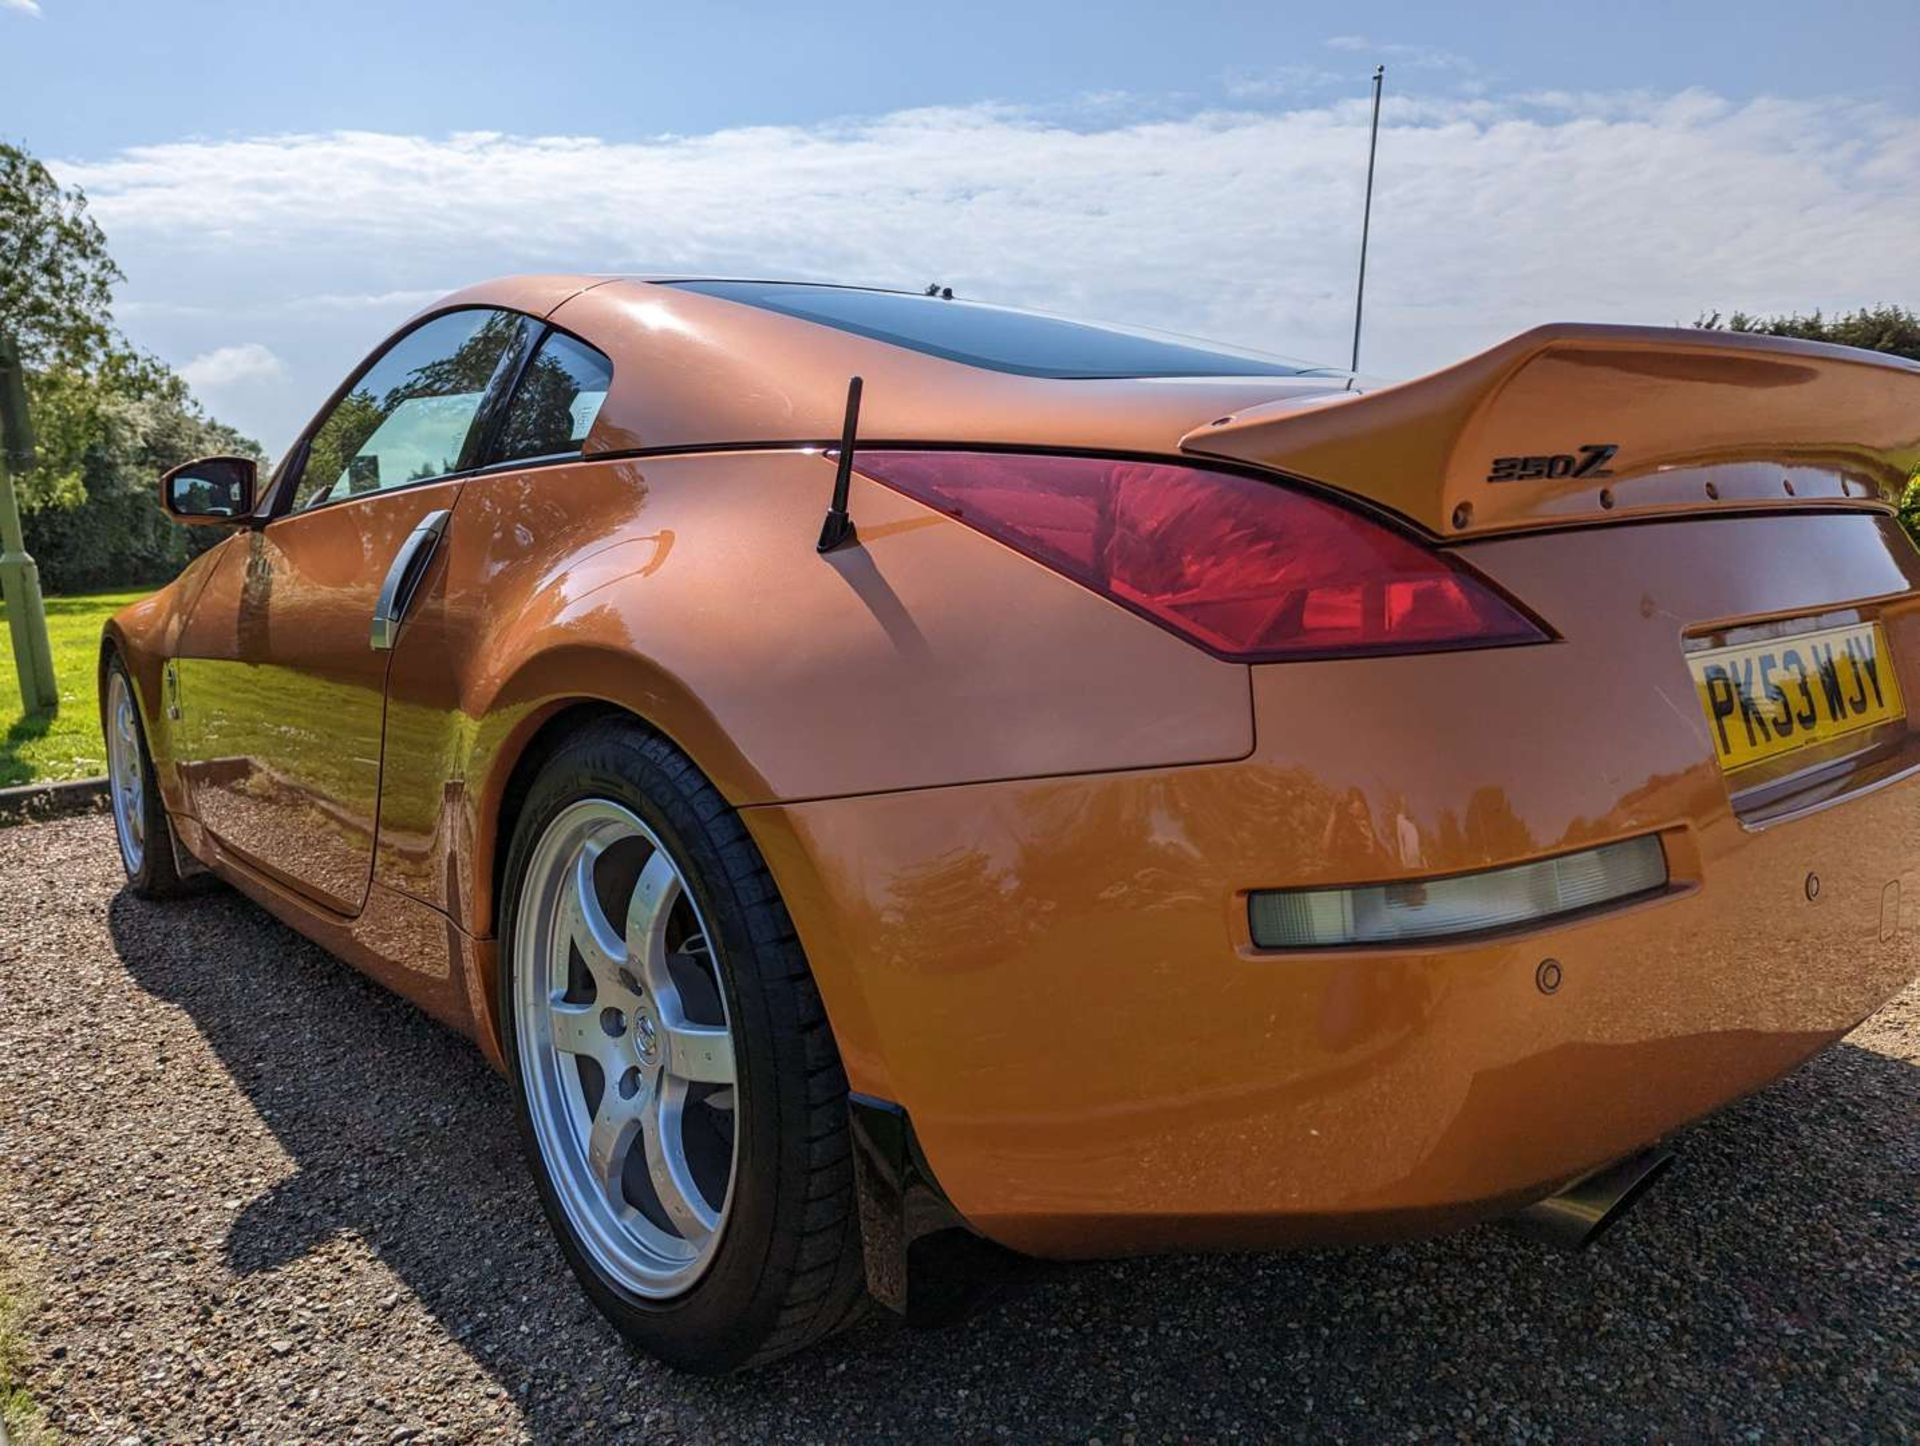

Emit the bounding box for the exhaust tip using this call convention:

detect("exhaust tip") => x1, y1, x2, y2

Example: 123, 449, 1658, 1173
1510, 1148, 1674, 1250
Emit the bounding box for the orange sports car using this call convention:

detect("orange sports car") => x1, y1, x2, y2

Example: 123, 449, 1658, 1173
103, 276, 1920, 1372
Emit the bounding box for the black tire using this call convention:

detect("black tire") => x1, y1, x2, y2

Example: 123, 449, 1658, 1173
497, 717, 868, 1373
102, 653, 189, 900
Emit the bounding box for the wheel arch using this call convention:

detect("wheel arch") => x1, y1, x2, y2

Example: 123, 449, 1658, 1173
463, 666, 886, 1125
465, 641, 773, 943
95, 540, 235, 817
99, 613, 152, 723
98, 603, 185, 816
483, 697, 624, 943
97, 622, 126, 704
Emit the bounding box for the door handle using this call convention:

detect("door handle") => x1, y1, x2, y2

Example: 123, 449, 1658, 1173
370, 508, 451, 652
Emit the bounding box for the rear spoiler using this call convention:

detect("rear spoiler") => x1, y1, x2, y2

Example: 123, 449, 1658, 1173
1180, 323, 1920, 538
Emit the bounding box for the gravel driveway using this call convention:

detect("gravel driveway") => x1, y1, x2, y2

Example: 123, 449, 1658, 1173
1, 813, 1915, 1442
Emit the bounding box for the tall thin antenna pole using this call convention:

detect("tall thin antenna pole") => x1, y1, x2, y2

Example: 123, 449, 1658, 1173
1350, 64, 1385, 374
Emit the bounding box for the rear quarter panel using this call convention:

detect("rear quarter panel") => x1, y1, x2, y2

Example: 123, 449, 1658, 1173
375, 447, 1254, 935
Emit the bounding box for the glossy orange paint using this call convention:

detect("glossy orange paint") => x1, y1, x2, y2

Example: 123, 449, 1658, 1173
169, 478, 466, 913
375, 448, 1252, 914
744, 510, 1920, 1252
103, 276, 1920, 1259
1185, 323, 1920, 538
542, 281, 1343, 461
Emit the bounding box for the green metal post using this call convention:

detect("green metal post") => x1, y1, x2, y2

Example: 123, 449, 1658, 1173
0, 333, 58, 715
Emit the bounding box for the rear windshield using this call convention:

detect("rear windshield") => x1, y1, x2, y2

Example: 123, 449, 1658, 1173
666, 280, 1311, 380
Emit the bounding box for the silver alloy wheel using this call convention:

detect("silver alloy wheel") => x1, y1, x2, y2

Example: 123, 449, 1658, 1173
513, 798, 740, 1298
106, 670, 147, 876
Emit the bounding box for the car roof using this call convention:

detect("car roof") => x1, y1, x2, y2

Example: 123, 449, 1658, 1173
409, 274, 1347, 458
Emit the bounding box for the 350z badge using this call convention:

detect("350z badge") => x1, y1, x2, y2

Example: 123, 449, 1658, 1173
1486, 444, 1619, 483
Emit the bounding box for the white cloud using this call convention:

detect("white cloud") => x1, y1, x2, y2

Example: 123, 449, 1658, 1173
279, 288, 449, 313
178, 342, 285, 391
50, 88, 1920, 451
1224, 65, 1347, 99
2, 0, 43, 15
1325, 35, 1472, 71
119, 288, 446, 321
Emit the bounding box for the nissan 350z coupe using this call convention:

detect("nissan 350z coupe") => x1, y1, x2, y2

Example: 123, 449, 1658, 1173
102, 276, 1920, 1372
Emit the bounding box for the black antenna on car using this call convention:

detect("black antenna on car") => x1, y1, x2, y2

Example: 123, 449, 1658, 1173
1349, 64, 1385, 374
816, 376, 863, 553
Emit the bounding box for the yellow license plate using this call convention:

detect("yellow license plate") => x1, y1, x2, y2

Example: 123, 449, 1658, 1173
1688, 620, 1905, 773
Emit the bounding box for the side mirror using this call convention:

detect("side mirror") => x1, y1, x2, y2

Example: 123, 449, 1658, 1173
160, 455, 257, 525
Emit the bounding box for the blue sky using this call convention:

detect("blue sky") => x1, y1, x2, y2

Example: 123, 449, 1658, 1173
3, 0, 1917, 455
8, 0, 1918, 148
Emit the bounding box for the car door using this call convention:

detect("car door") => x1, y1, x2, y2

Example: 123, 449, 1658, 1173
171, 308, 532, 914
368, 323, 619, 910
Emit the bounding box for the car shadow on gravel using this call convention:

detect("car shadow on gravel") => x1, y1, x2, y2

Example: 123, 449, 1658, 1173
108, 885, 1920, 1441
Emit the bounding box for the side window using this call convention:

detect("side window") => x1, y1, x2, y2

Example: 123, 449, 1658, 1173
495, 331, 614, 464
292, 309, 522, 511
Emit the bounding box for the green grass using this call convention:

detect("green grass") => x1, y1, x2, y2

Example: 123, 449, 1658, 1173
0, 588, 150, 788
0, 1257, 51, 1445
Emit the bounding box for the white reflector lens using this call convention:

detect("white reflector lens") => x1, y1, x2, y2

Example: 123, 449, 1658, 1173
1248, 835, 1668, 949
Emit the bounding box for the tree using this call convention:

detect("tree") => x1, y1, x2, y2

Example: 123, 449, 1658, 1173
1694, 305, 1920, 363
0, 142, 122, 372
23, 356, 259, 591
0, 140, 262, 591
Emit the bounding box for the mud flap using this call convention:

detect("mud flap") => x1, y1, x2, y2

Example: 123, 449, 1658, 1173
848, 1092, 1036, 1326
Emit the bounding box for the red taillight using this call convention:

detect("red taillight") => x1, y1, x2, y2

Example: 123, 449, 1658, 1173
852, 451, 1547, 660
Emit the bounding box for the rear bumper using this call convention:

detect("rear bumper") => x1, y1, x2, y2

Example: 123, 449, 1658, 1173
751, 755, 1917, 1258
744, 512, 1920, 1258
